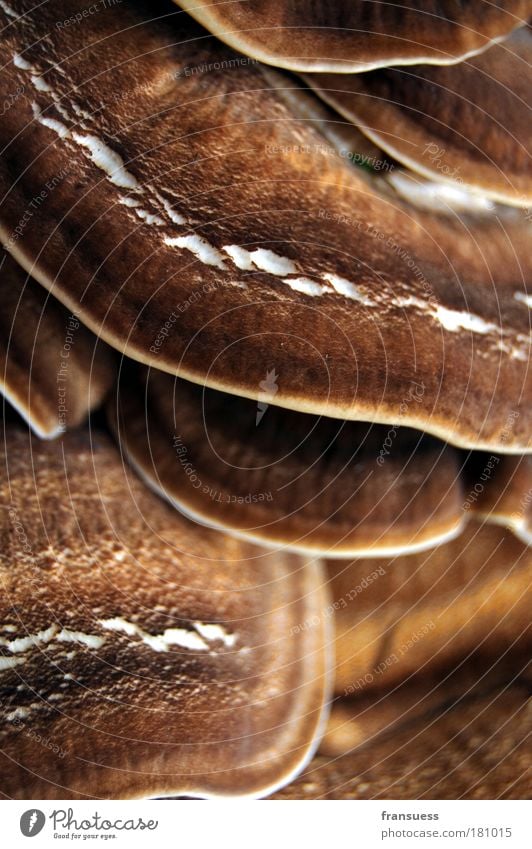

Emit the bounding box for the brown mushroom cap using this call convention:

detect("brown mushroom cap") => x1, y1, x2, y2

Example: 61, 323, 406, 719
108, 365, 464, 557
0, 423, 330, 799
267, 69, 527, 224
305, 26, 532, 207
329, 521, 531, 695
0, 2, 531, 451
273, 684, 532, 798
465, 453, 532, 544
0, 250, 115, 438
173, 1, 532, 73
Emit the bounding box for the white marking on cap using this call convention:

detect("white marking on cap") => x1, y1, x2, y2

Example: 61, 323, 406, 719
72, 133, 139, 189
70, 101, 92, 121
323, 272, 374, 305
434, 306, 498, 335
509, 346, 528, 362
99, 617, 236, 652
51, 96, 72, 123
152, 189, 188, 225
31, 75, 52, 92
0, 657, 25, 671
1, 0, 19, 18
134, 208, 165, 226
194, 622, 237, 648
0, 624, 58, 653
165, 234, 227, 269
390, 294, 524, 345
100, 617, 137, 637
119, 196, 141, 209
56, 629, 105, 649
515, 292, 532, 309
99, 617, 209, 652
286, 277, 328, 296
392, 294, 431, 312
223, 245, 297, 276
249, 248, 297, 276
147, 628, 208, 652
223, 244, 255, 271
6, 707, 30, 721
13, 52, 33, 70
32, 102, 70, 138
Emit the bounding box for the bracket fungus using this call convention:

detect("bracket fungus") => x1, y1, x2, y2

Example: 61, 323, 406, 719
0, 424, 330, 799
0, 1, 530, 450
0, 0, 530, 801
306, 26, 532, 207
108, 366, 464, 557
173, 1, 532, 73
0, 249, 115, 438
108, 366, 532, 555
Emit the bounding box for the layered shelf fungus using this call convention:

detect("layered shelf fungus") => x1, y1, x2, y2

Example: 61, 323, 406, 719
0, 0, 531, 450
0, 0, 530, 802
108, 365, 464, 557
0, 249, 115, 438
0, 425, 330, 799
173, 1, 532, 73
305, 26, 532, 208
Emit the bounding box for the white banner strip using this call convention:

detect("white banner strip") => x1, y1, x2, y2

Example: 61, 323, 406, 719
2, 799, 530, 849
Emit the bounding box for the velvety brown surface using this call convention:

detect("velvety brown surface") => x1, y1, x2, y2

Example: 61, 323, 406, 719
175, 0, 532, 73
272, 685, 532, 798
308, 27, 532, 206
0, 250, 115, 437
328, 522, 531, 694
0, 1, 530, 451
108, 366, 464, 556
0, 424, 330, 799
